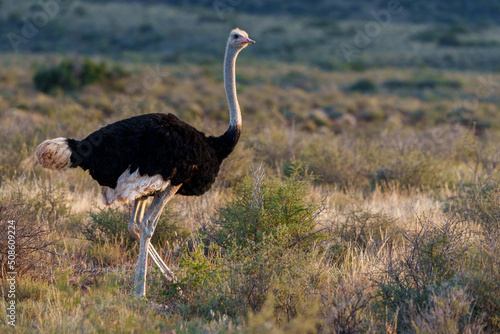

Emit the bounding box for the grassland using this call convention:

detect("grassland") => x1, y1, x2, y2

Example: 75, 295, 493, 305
1, 1, 500, 333
0, 52, 500, 332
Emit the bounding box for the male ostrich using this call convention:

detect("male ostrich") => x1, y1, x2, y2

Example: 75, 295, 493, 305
35, 28, 255, 297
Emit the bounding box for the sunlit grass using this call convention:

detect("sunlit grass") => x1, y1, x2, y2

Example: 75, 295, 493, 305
0, 55, 500, 332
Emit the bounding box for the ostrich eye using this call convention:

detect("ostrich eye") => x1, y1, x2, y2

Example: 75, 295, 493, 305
234, 34, 239, 39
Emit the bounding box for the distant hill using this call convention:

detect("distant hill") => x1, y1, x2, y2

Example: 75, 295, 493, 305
109, 0, 500, 25
1, 0, 500, 71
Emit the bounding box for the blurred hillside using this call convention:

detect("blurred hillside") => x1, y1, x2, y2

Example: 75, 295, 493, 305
161, 0, 500, 24
1, 0, 500, 71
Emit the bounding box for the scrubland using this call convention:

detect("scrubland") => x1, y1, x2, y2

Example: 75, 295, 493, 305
0, 53, 499, 333
1, 1, 500, 332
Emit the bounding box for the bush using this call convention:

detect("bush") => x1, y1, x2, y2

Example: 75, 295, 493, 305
374, 218, 469, 332
331, 208, 398, 252
83, 206, 190, 251
173, 165, 327, 322
449, 181, 500, 331
0, 181, 73, 278
33, 58, 130, 94
203, 164, 325, 251
451, 181, 500, 239
382, 78, 462, 90
320, 275, 373, 333
80, 58, 108, 86
174, 237, 329, 323
280, 70, 322, 91
466, 240, 500, 332
348, 79, 377, 93
0, 200, 55, 278
300, 134, 454, 191
410, 287, 485, 334
373, 149, 454, 191
300, 137, 367, 189
33, 59, 80, 94
86, 239, 130, 267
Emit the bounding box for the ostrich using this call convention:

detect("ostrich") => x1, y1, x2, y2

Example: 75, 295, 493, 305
35, 28, 255, 297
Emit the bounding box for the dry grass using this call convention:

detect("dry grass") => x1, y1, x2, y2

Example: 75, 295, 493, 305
0, 56, 499, 333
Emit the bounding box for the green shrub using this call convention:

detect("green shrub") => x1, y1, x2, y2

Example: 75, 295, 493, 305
348, 79, 377, 93
83, 207, 129, 245
382, 78, 462, 90
83, 206, 189, 250
300, 138, 367, 190
301, 134, 454, 191
373, 149, 454, 191
33, 58, 130, 94
175, 238, 328, 323
33, 59, 80, 94
173, 165, 327, 322
343, 60, 367, 72
203, 165, 325, 251
279, 70, 322, 91
416, 78, 462, 89
86, 239, 129, 267
80, 58, 108, 86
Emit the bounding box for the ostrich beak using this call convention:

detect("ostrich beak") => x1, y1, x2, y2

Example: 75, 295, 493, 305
238, 37, 255, 44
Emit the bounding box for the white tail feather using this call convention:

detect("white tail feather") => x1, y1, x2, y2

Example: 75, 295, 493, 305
35, 137, 72, 171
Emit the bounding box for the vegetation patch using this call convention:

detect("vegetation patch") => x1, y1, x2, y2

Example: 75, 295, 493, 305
33, 58, 129, 94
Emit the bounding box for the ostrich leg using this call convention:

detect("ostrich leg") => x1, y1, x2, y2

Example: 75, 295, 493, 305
128, 197, 175, 280
128, 196, 146, 240
133, 184, 181, 297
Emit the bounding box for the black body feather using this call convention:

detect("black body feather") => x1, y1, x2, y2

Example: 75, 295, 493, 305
66, 113, 240, 196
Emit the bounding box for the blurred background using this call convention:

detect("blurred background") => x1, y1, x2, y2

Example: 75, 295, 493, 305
2, 0, 500, 68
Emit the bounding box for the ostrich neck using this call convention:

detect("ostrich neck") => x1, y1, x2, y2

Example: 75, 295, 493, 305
209, 45, 242, 162
224, 46, 242, 128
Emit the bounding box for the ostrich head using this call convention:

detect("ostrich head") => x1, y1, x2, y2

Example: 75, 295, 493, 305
227, 28, 255, 49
